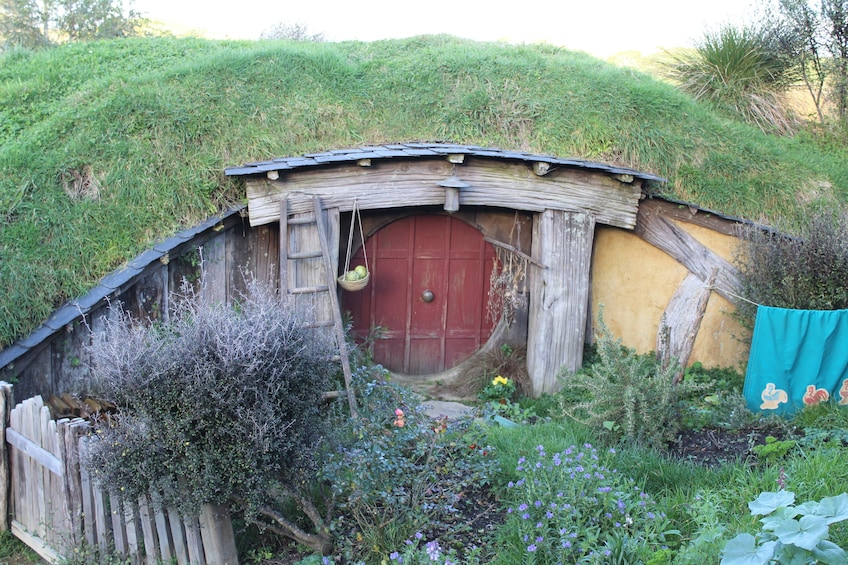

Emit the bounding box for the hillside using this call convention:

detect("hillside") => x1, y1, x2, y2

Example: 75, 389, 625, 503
2, 35, 848, 349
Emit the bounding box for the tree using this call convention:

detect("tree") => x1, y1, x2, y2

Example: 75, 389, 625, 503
260, 21, 324, 42
0, 0, 52, 48
0, 0, 139, 48
759, 0, 848, 125
58, 0, 139, 40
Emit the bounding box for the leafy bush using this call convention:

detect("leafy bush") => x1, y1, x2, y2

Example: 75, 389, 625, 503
735, 206, 848, 323
83, 279, 340, 554
320, 369, 499, 563
558, 317, 704, 450
496, 443, 677, 564
721, 491, 848, 564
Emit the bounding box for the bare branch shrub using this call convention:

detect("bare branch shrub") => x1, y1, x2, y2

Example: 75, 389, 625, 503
735, 206, 848, 322
82, 278, 340, 554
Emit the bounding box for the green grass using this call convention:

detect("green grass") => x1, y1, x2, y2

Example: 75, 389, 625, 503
0, 531, 40, 563
3, 35, 848, 347
486, 414, 848, 563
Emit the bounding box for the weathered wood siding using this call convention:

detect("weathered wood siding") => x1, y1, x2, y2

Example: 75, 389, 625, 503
527, 211, 596, 394
246, 158, 642, 230
0, 214, 279, 401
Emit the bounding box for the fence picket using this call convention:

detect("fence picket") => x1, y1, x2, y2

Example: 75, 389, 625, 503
4, 391, 238, 564
167, 506, 190, 565
138, 495, 160, 562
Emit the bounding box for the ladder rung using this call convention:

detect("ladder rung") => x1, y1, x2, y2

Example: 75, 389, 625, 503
287, 215, 317, 225
288, 285, 330, 294
288, 250, 323, 260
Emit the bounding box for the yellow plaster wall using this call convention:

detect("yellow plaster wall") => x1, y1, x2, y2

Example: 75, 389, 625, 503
591, 223, 749, 370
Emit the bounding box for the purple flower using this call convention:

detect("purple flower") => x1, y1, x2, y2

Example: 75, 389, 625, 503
518, 503, 528, 511
425, 540, 440, 560
522, 513, 530, 520
389, 552, 401, 562
527, 544, 537, 552
534, 500, 542, 507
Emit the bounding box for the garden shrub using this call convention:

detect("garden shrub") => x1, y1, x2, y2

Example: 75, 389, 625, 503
735, 206, 848, 323
82, 279, 340, 554
558, 316, 705, 450
496, 443, 677, 564
320, 368, 499, 563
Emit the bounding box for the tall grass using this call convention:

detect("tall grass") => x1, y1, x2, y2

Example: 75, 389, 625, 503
3, 35, 848, 347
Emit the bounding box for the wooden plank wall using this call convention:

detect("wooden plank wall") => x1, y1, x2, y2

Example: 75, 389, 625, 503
2, 219, 277, 401
1, 388, 237, 564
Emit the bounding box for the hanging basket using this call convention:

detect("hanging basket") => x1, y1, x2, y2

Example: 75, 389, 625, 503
339, 198, 371, 292
338, 271, 370, 292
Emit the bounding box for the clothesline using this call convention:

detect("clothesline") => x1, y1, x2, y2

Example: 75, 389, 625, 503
703, 284, 761, 307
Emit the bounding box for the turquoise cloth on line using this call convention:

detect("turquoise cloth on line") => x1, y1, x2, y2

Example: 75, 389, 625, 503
743, 305, 848, 416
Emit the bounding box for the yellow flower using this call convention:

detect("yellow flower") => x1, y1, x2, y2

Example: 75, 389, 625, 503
492, 375, 509, 386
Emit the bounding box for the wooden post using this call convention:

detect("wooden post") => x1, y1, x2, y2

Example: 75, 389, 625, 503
658, 268, 718, 383
0, 382, 12, 531
198, 503, 238, 565
527, 211, 595, 395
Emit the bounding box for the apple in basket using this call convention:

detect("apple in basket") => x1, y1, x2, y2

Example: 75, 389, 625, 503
344, 266, 368, 281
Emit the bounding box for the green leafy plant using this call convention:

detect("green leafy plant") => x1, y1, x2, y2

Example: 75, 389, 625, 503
734, 206, 848, 323
752, 436, 797, 464
721, 491, 848, 564
496, 443, 678, 563
320, 372, 499, 563
479, 375, 517, 403
558, 314, 705, 450
386, 534, 483, 565
83, 278, 339, 554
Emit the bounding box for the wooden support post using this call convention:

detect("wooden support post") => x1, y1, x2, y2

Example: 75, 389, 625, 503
527, 211, 595, 395
658, 268, 718, 383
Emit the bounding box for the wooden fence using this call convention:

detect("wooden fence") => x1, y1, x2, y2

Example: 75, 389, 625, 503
0, 382, 238, 564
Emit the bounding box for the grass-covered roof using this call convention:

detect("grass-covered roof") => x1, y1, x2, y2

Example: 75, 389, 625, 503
2, 34, 848, 349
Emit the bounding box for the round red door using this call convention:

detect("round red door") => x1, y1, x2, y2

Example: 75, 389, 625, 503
342, 215, 497, 375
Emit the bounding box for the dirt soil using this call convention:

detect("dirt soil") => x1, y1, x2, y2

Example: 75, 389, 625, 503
668, 424, 800, 467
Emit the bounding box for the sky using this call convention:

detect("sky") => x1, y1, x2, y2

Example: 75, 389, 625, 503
132, 0, 758, 58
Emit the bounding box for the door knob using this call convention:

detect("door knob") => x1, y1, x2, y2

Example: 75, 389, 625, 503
422, 290, 435, 302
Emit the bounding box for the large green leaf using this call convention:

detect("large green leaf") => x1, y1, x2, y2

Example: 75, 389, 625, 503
749, 490, 796, 516
720, 533, 776, 565
811, 539, 848, 564
812, 493, 848, 524
772, 515, 829, 551
761, 506, 802, 531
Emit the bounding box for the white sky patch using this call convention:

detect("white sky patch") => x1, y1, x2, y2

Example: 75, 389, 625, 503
132, 0, 757, 58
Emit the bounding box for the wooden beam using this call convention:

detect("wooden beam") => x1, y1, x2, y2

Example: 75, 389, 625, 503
245, 159, 641, 230
634, 205, 742, 307
527, 211, 595, 395
639, 198, 742, 237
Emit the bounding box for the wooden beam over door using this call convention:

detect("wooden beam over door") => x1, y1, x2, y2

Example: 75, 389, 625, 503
527, 210, 595, 395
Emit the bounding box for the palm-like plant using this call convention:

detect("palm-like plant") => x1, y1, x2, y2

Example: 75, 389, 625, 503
663, 24, 800, 134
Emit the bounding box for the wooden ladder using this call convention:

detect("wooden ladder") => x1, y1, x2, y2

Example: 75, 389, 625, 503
279, 195, 358, 416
